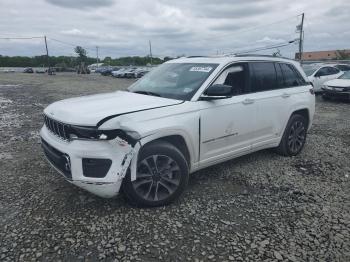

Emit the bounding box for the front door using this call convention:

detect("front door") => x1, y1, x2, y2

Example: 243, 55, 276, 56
198, 63, 256, 164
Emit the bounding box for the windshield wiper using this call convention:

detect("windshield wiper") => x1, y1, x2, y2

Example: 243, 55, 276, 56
133, 90, 162, 97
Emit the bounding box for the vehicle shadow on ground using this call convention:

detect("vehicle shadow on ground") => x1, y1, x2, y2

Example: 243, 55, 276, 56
46, 149, 281, 213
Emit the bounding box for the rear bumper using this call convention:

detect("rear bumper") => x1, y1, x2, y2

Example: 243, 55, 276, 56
40, 126, 134, 198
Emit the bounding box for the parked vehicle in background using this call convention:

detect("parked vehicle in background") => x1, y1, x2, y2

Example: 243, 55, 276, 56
23, 67, 34, 73
40, 55, 315, 206
101, 67, 120, 76
124, 68, 137, 78
302, 64, 342, 92
112, 68, 129, 78
334, 64, 350, 72
134, 68, 150, 78
322, 71, 350, 101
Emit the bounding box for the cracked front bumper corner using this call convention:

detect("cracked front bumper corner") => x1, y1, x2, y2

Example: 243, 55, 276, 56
40, 125, 137, 198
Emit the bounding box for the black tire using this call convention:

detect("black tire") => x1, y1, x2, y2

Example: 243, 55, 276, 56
123, 141, 189, 207
276, 114, 308, 156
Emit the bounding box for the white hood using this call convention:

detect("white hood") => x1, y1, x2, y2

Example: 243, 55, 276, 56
325, 79, 350, 87
44, 91, 182, 126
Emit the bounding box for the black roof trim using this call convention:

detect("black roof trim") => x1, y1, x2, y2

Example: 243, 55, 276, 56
186, 56, 207, 58
234, 54, 295, 61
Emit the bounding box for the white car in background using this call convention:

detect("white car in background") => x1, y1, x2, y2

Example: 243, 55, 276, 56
322, 71, 350, 101
302, 64, 342, 92
112, 68, 128, 77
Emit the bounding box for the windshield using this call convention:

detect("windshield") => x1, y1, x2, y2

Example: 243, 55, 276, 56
128, 63, 219, 100
302, 65, 319, 76
339, 71, 350, 79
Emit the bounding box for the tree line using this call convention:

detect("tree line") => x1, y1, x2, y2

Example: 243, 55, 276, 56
0, 54, 173, 68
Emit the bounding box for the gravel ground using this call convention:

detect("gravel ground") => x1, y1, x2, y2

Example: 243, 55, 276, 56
0, 72, 349, 261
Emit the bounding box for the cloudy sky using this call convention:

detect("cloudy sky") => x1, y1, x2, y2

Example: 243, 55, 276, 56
0, 0, 349, 58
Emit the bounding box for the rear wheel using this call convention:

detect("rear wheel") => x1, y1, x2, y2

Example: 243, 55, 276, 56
276, 114, 308, 156
123, 141, 189, 207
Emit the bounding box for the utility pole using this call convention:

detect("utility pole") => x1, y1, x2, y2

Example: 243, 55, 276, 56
96, 46, 99, 67
149, 40, 153, 65
44, 36, 51, 74
298, 13, 305, 62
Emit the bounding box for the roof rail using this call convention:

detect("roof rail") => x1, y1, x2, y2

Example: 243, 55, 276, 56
234, 54, 295, 61
186, 56, 207, 58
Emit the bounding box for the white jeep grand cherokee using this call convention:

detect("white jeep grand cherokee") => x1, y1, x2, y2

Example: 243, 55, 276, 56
40, 55, 315, 206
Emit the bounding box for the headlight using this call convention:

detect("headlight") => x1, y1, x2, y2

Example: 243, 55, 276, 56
69, 126, 121, 140
68, 126, 139, 144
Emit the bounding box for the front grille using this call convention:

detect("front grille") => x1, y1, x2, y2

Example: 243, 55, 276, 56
44, 115, 70, 140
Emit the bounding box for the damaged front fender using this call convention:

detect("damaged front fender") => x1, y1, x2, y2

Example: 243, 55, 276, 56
108, 136, 140, 180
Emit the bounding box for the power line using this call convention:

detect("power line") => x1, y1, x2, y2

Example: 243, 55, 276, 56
231, 39, 297, 55
47, 37, 95, 51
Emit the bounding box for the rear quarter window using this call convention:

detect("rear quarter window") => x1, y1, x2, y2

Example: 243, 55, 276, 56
279, 63, 306, 87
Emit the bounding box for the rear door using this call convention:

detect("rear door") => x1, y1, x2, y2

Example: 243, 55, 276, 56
249, 62, 308, 149
246, 62, 287, 148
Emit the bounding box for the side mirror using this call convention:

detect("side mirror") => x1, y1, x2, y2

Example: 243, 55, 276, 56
200, 84, 233, 100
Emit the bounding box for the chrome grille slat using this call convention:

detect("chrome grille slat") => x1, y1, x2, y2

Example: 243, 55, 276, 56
54, 121, 59, 137
43, 115, 69, 141
62, 124, 68, 140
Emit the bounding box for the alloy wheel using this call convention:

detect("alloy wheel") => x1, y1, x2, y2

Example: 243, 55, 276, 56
132, 155, 181, 202
287, 120, 306, 154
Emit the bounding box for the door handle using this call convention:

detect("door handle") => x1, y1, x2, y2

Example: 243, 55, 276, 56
242, 98, 254, 105
281, 93, 290, 98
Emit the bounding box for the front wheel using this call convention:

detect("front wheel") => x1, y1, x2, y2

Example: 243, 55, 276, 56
276, 114, 308, 156
123, 141, 189, 207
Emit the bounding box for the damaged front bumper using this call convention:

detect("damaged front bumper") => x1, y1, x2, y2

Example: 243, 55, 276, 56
40, 125, 140, 198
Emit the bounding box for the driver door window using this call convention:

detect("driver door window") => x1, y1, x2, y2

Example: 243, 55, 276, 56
213, 64, 248, 96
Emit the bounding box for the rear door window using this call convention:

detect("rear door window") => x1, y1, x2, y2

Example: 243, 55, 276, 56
275, 63, 284, 88
250, 62, 277, 92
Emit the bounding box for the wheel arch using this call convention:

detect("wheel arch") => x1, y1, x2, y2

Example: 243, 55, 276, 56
291, 108, 310, 126
283, 107, 311, 133
278, 107, 311, 145
140, 134, 192, 169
